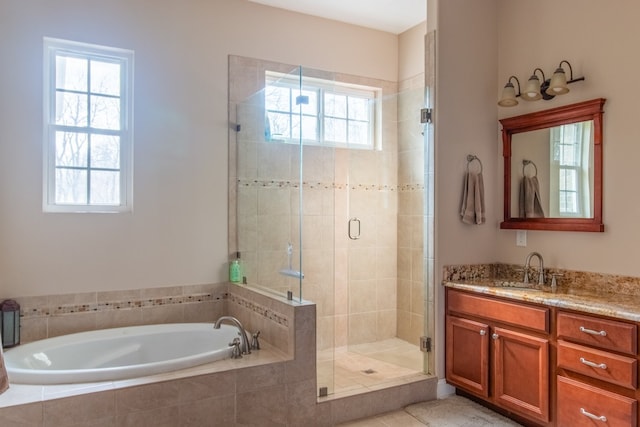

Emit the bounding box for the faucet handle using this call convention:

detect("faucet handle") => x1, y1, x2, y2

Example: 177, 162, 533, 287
251, 330, 261, 350
229, 338, 243, 359
550, 273, 564, 288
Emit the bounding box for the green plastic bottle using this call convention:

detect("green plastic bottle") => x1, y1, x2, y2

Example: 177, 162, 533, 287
229, 252, 242, 283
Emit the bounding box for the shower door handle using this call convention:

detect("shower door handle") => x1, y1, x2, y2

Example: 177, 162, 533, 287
348, 218, 361, 240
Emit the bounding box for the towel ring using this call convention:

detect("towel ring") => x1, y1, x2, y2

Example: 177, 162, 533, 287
522, 159, 538, 177
466, 155, 483, 173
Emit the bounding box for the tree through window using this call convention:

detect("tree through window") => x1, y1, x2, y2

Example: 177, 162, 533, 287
44, 38, 134, 212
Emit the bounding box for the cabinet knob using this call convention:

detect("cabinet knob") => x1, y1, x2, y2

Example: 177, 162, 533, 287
492, 333, 499, 340
479, 329, 486, 336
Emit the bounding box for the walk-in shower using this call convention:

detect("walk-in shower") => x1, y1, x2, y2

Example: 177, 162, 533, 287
228, 54, 434, 397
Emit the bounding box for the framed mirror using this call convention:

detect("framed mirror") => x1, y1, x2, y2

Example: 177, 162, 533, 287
500, 98, 606, 232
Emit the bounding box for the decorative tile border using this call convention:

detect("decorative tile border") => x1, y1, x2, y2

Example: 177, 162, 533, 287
18, 291, 226, 319
227, 292, 289, 328
238, 178, 423, 192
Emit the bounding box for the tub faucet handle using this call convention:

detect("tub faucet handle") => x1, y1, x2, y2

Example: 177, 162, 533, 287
251, 330, 261, 350
229, 337, 243, 359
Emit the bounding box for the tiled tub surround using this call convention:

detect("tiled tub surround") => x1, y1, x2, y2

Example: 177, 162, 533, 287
0, 283, 437, 425
443, 263, 640, 321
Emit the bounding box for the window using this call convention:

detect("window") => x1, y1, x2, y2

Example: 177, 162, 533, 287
264, 72, 378, 149
43, 38, 134, 212
550, 121, 593, 217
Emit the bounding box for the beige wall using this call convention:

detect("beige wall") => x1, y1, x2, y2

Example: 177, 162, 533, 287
495, 0, 637, 275
0, 0, 399, 297
431, 0, 499, 380
399, 22, 428, 82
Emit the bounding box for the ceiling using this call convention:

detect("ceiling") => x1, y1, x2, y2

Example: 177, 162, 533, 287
247, 0, 426, 35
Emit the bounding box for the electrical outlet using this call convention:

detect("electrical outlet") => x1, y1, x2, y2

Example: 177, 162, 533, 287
516, 230, 527, 247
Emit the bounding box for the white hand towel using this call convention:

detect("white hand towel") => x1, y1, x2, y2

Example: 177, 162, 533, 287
461, 172, 485, 225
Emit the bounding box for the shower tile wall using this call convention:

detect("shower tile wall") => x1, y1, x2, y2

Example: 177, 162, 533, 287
397, 74, 426, 345
230, 56, 411, 352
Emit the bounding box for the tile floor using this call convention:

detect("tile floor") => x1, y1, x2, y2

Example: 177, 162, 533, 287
338, 395, 524, 426
317, 338, 425, 397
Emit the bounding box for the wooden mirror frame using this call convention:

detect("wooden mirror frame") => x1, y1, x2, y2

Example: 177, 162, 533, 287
500, 98, 606, 232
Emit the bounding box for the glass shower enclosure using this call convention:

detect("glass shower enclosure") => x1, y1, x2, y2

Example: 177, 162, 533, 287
228, 55, 432, 397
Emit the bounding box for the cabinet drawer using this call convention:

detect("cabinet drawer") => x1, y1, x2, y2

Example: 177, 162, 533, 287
447, 289, 549, 333
558, 340, 637, 389
557, 376, 637, 427
557, 312, 637, 355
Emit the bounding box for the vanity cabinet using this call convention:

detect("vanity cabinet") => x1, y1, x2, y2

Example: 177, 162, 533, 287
446, 288, 550, 424
556, 311, 638, 426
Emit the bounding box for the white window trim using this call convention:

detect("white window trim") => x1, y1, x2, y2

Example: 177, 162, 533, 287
265, 71, 380, 150
43, 37, 134, 213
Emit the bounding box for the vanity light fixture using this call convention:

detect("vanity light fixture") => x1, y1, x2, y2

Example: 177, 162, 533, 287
521, 68, 545, 101
497, 75, 521, 107
498, 60, 585, 107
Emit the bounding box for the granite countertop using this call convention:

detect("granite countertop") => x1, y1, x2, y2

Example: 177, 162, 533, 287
443, 279, 640, 323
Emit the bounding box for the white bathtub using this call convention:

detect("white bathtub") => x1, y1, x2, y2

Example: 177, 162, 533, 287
4, 323, 239, 385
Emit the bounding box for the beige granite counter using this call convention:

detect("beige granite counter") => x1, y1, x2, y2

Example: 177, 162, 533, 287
443, 264, 640, 323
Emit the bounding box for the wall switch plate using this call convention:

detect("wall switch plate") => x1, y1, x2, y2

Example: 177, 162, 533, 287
516, 230, 527, 247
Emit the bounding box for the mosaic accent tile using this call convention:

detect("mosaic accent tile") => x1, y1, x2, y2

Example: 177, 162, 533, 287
227, 292, 289, 328
237, 178, 423, 192
18, 292, 226, 319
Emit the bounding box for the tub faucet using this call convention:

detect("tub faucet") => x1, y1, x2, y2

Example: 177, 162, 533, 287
214, 316, 251, 355
524, 251, 545, 285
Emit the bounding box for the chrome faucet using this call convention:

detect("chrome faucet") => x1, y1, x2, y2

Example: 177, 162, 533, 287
524, 252, 545, 285
214, 316, 251, 355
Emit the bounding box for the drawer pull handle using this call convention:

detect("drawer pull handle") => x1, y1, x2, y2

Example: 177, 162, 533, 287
580, 408, 607, 422
491, 333, 499, 340
579, 326, 607, 337
580, 357, 607, 370
479, 330, 486, 336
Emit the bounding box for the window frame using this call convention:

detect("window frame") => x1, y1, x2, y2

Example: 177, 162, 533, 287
265, 71, 379, 149
43, 37, 134, 213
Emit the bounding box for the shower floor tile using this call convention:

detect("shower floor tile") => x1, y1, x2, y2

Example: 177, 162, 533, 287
318, 338, 425, 397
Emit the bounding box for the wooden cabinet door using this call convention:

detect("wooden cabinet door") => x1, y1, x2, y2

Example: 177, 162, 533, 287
446, 315, 489, 397
492, 326, 550, 423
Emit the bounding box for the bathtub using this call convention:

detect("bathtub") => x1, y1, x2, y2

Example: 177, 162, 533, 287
4, 323, 239, 385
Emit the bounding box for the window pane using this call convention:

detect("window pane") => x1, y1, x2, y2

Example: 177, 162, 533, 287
55, 168, 87, 204
325, 117, 347, 143
90, 60, 120, 96
90, 171, 120, 205
560, 191, 577, 214
56, 55, 87, 91
91, 135, 120, 169
561, 144, 578, 166
56, 91, 88, 126
348, 97, 369, 120
301, 115, 318, 140
299, 90, 318, 116
560, 169, 577, 191
348, 121, 369, 145
291, 115, 301, 140
90, 95, 121, 130
56, 131, 88, 167
325, 93, 347, 118
268, 112, 291, 139
265, 86, 291, 112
